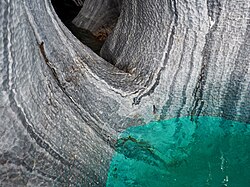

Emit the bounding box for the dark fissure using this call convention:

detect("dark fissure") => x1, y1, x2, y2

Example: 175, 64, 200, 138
51, 0, 82, 23
51, 0, 105, 54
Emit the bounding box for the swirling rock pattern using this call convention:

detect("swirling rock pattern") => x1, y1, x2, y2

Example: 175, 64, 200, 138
0, 0, 249, 186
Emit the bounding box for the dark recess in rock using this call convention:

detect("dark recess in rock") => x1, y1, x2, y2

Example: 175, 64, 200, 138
51, 0, 82, 23
51, 0, 105, 54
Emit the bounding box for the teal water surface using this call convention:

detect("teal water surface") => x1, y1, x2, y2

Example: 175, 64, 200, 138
107, 116, 250, 186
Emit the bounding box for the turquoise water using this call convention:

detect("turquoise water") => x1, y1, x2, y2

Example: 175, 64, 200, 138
107, 116, 250, 186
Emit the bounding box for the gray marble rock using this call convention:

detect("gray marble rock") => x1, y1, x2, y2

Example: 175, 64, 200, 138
0, 0, 249, 186
72, 0, 122, 33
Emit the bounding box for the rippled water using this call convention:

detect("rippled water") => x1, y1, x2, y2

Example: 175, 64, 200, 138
107, 116, 250, 186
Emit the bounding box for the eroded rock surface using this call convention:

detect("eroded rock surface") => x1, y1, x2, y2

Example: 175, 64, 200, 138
0, 0, 249, 186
